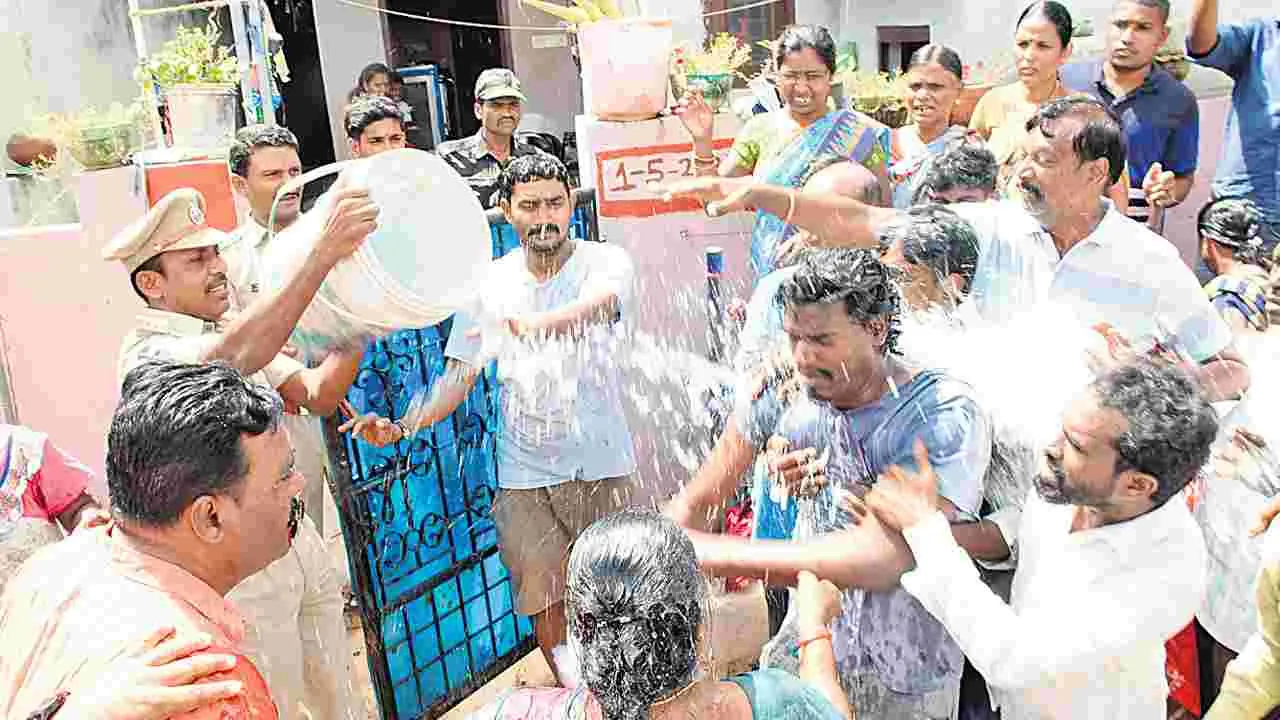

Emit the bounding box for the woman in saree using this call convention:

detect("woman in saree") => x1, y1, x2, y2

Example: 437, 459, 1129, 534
888, 44, 970, 209
969, 1, 1128, 210
469, 510, 852, 720
676, 24, 890, 278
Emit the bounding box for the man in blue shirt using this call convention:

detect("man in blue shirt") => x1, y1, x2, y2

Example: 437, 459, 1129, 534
1188, 0, 1280, 251
669, 248, 991, 718
1062, 0, 1200, 229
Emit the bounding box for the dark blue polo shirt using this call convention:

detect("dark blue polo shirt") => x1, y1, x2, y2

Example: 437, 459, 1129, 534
1061, 59, 1200, 186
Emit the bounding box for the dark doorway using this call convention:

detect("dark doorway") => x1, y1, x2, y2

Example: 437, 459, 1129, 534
877, 25, 931, 74
386, 0, 506, 141
266, 0, 335, 170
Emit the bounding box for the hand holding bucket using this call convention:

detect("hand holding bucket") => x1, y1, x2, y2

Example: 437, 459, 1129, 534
263, 149, 492, 355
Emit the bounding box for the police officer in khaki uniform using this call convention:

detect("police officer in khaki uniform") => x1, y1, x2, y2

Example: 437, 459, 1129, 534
103, 186, 377, 720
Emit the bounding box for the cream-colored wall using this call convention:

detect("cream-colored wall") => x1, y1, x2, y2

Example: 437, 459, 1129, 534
312, 0, 389, 160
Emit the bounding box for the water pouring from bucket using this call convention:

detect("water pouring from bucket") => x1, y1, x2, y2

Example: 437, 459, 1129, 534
262, 149, 493, 355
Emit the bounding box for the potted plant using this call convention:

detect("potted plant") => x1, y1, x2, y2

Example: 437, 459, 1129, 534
136, 15, 240, 149
840, 70, 909, 128
26, 100, 150, 171
671, 33, 753, 111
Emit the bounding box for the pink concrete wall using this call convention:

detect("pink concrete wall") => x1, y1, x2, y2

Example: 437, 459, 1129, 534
0, 167, 149, 492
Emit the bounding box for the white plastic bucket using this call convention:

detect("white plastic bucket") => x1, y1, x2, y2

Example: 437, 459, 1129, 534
262, 149, 492, 354
165, 83, 238, 151
579, 18, 673, 121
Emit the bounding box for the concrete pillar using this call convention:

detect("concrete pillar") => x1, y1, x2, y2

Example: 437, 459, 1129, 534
311, 0, 389, 161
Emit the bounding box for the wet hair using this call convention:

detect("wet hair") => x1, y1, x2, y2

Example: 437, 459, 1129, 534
1017, 1, 1074, 48
1123, 0, 1171, 23
349, 62, 391, 100
880, 205, 980, 294
108, 361, 284, 527
907, 44, 964, 83
496, 154, 572, 204
914, 138, 999, 203
778, 247, 902, 355
344, 95, 406, 140
1199, 197, 1265, 263
774, 25, 838, 75
1091, 361, 1217, 508
229, 124, 299, 178
1026, 95, 1127, 186
566, 511, 707, 720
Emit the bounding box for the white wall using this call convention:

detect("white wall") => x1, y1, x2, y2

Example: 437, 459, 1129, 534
312, 0, 389, 160
807, 0, 1279, 74
499, 0, 707, 135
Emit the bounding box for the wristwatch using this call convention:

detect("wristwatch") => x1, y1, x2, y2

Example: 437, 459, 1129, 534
26, 690, 69, 720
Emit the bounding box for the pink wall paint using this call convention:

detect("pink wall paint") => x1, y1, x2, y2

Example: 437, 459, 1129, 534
1164, 95, 1230, 268
0, 167, 149, 494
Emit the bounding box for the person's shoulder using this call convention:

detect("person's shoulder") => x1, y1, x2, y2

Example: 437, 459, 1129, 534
436, 135, 475, 157
1059, 60, 1101, 91
1149, 67, 1197, 104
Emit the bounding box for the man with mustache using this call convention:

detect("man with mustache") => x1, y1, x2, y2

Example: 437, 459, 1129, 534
104, 186, 376, 719
437, 68, 552, 209
341, 154, 636, 682
664, 96, 1249, 404
219, 125, 361, 720
669, 248, 992, 718
1, 361, 305, 720
1061, 0, 1199, 230
863, 360, 1215, 719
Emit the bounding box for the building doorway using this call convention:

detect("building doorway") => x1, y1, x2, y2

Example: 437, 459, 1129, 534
386, 0, 506, 141
877, 25, 930, 74
266, 0, 335, 170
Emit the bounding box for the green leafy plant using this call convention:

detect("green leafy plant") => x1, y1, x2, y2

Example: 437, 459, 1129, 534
136, 15, 239, 89
672, 33, 753, 77
840, 70, 909, 127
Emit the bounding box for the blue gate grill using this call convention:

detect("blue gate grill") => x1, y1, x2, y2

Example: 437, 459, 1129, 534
326, 191, 599, 718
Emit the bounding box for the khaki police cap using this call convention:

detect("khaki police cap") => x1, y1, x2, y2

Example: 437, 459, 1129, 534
475, 68, 526, 102
103, 188, 226, 273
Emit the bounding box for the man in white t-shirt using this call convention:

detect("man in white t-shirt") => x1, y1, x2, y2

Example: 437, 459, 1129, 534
341, 154, 637, 680
665, 95, 1250, 403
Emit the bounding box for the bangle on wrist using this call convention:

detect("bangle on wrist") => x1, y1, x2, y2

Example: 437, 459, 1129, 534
797, 628, 832, 651
394, 418, 411, 440
783, 188, 797, 227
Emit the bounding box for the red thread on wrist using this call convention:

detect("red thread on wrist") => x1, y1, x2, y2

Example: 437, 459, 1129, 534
797, 628, 833, 651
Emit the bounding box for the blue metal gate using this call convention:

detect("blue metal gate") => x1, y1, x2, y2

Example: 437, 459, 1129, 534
325, 191, 599, 718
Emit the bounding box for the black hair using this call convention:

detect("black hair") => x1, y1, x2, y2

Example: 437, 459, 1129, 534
907, 44, 964, 83
1092, 361, 1217, 507
388, 70, 404, 85
349, 62, 391, 101
108, 361, 284, 527
778, 247, 902, 356
343, 95, 406, 140
880, 205, 980, 294
1027, 95, 1127, 186
1199, 197, 1265, 263
1123, 0, 1171, 23
914, 138, 999, 203
1017, 1, 1074, 48
566, 511, 707, 720
228, 124, 299, 178
129, 254, 164, 302
496, 154, 572, 204
774, 25, 838, 75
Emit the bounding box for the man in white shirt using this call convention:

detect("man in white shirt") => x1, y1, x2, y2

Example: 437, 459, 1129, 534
861, 360, 1217, 719
341, 154, 637, 681
664, 95, 1250, 403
